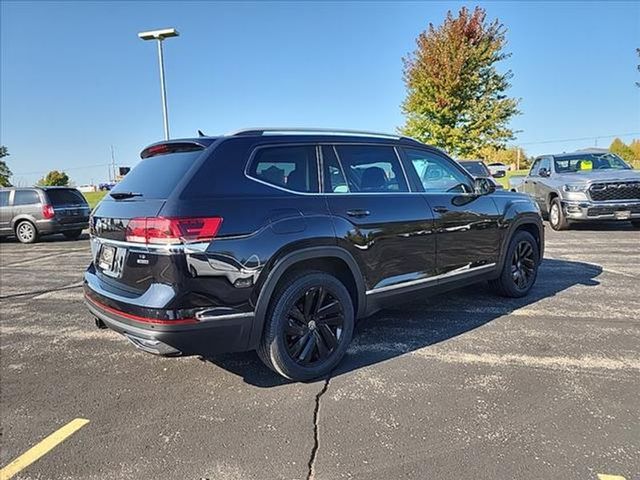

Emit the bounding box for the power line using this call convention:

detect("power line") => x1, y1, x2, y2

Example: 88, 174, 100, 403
519, 132, 640, 146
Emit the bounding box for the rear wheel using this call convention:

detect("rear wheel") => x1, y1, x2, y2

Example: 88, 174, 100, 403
63, 229, 83, 240
15, 221, 38, 244
631, 220, 640, 229
490, 230, 539, 298
258, 271, 354, 381
548, 197, 570, 231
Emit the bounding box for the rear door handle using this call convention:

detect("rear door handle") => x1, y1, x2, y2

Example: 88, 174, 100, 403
346, 209, 371, 218
433, 206, 449, 214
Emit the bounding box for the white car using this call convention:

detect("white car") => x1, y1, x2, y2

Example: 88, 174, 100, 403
487, 162, 509, 178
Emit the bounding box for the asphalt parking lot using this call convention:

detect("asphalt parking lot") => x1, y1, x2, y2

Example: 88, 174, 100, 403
1, 225, 639, 480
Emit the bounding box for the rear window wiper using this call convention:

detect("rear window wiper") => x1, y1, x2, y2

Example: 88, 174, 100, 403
109, 191, 143, 200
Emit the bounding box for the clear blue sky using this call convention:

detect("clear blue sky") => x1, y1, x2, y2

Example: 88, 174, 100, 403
1, 1, 639, 186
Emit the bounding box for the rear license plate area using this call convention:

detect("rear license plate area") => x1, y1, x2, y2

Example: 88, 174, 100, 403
98, 244, 124, 278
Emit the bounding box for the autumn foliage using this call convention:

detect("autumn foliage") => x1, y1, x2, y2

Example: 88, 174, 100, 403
401, 7, 519, 158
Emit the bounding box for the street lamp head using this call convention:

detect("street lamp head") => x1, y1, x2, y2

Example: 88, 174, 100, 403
138, 28, 179, 41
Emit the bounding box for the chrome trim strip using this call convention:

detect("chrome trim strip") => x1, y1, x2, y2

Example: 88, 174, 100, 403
196, 312, 255, 323
366, 263, 496, 295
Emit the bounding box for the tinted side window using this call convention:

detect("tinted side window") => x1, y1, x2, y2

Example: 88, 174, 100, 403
321, 146, 348, 193
538, 158, 551, 173
529, 159, 541, 176
334, 145, 408, 193
14, 190, 41, 206
0, 191, 9, 207
248, 146, 319, 193
404, 149, 472, 193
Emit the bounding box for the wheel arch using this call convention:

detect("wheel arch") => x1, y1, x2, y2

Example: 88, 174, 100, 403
496, 216, 544, 274
11, 214, 38, 231
249, 246, 366, 349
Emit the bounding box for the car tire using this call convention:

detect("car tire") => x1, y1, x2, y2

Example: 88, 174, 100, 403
548, 197, 570, 231
258, 271, 354, 381
631, 220, 640, 229
15, 220, 38, 244
489, 230, 540, 298
63, 229, 83, 240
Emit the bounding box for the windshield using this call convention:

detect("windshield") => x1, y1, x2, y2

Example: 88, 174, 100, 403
46, 188, 88, 206
109, 151, 202, 199
554, 153, 631, 173
460, 161, 490, 177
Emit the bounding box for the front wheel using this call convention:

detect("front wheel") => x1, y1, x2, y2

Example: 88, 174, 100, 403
490, 230, 540, 298
548, 197, 570, 231
258, 271, 354, 381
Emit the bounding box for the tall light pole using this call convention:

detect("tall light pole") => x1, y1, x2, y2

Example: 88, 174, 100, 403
138, 28, 180, 140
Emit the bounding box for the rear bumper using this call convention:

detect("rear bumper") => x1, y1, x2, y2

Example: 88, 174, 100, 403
36, 218, 88, 234
84, 279, 255, 357
562, 200, 640, 221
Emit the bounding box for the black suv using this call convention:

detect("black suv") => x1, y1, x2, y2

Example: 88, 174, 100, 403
84, 129, 544, 380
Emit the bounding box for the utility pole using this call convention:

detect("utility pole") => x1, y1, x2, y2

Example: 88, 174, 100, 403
110, 145, 116, 182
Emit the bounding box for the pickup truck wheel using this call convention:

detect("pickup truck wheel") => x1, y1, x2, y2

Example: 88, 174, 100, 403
258, 271, 354, 381
490, 230, 539, 298
631, 220, 640, 229
549, 198, 570, 231
15, 220, 38, 244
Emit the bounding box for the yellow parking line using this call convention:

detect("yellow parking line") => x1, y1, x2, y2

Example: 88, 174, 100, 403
598, 475, 627, 480
0, 418, 89, 480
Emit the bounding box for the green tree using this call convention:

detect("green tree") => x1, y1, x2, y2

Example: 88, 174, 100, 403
475, 145, 530, 170
0, 146, 11, 187
400, 6, 520, 158
609, 138, 635, 164
38, 170, 70, 186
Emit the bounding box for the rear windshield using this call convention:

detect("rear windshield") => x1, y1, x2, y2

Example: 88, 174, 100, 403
46, 189, 87, 206
109, 151, 202, 200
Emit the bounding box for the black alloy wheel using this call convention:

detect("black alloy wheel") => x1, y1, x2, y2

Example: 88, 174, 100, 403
511, 239, 536, 290
258, 271, 355, 381
283, 286, 344, 366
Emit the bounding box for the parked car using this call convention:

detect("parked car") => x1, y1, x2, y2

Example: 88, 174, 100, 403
487, 162, 509, 178
458, 160, 504, 189
84, 128, 544, 381
0, 187, 90, 243
514, 151, 640, 230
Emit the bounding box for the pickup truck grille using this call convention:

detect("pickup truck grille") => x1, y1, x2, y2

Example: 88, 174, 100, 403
588, 181, 640, 201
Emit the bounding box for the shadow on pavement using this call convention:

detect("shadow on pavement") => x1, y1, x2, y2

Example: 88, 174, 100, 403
203, 257, 602, 387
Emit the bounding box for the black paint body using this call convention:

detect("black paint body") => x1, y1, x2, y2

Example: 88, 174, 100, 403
84, 134, 544, 356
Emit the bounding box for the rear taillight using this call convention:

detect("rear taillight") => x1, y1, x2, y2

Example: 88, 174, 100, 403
42, 204, 55, 219
125, 217, 222, 245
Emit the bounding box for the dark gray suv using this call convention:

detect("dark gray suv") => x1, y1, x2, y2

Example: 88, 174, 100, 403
0, 187, 90, 243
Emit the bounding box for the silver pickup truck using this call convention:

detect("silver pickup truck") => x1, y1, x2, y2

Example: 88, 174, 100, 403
510, 151, 640, 230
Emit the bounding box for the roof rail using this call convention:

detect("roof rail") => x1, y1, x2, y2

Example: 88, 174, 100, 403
225, 127, 420, 143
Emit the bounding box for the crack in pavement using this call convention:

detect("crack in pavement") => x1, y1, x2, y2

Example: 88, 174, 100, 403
307, 377, 330, 480
0, 282, 83, 300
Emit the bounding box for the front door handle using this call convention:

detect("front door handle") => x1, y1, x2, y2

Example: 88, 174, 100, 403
346, 209, 371, 218
433, 206, 449, 214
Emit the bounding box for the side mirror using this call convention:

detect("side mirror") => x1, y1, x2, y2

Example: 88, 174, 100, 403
539, 168, 551, 177
473, 177, 496, 195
